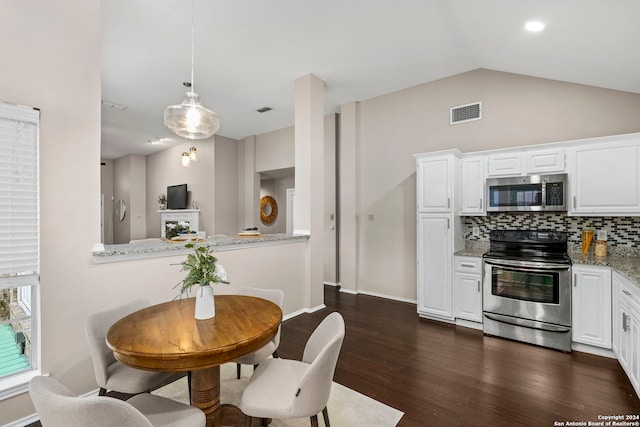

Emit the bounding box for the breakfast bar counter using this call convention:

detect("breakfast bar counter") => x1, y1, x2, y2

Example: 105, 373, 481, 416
93, 233, 308, 264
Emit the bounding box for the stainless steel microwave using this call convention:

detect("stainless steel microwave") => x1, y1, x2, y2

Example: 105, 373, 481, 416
486, 173, 568, 212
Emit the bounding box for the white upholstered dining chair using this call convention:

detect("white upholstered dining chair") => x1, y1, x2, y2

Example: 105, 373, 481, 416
85, 299, 177, 396
29, 376, 205, 427
239, 312, 345, 427
232, 287, 285, 379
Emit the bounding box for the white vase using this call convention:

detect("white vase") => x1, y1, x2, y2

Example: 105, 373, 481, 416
194, 284, 215, 319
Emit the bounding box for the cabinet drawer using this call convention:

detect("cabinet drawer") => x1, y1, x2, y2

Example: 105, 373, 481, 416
454, 256, 482, 274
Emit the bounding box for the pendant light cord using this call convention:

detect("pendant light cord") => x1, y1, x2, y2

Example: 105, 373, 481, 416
190, 0, 195, 91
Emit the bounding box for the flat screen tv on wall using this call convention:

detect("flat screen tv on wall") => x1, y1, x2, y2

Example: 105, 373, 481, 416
167, 184, 188, 209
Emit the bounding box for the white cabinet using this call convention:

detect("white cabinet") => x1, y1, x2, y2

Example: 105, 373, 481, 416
417, 215, 453, 320
568, 135, 640, 215
572, 264, 612, 349
414, 150, 463, 322
416, 155, 454, 213
454, 256, 483, 324
613, 272, 640, 395
459, 156, 486, 215
525, 148, 565, 173
487, 152, 522, 177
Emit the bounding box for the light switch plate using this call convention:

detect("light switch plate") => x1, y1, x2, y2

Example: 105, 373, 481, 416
472, 226, 480, 237
597, 229, 607, 241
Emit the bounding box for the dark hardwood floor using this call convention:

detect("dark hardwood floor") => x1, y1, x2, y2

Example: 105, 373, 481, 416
278, 286, 640, 426
28, 285, 639, 427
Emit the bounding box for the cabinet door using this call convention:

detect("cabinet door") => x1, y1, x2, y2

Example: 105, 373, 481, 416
454, 272, 482, 322
525, 148, 565, 173
572, 265, 612, 348
417, 215, 453, 320
619, 297, 632, 373
487, 152, 522, 176
460, 156, 486, 215
417, 156, 452, 212
569, 142, 640, 214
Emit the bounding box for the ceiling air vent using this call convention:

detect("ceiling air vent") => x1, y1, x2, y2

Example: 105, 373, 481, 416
450, 102, 482, 125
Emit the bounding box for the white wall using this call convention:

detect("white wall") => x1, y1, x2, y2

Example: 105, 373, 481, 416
255, 127, 295, 172
146, 141, 215, 237
345, 69, 640, 301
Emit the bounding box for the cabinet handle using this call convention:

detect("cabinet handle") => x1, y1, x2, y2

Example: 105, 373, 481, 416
623, 290, 632, 296
460, 263, 476, 268
573, 196, 576, 209
623, 312, 630, 332
480, 198, 483, 209
447, 198, 451, 209
573, 273, 577, 287
477, 280, 481, 293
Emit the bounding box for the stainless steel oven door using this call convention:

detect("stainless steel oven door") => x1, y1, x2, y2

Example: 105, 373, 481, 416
483, 258, 572, 327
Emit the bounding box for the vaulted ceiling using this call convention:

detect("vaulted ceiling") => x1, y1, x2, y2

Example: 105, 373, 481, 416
101, 0, 640, 159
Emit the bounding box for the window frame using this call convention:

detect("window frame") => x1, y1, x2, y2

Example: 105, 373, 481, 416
0, 101, 41, 400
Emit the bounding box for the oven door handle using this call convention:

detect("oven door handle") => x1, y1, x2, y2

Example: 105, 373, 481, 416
484, 313, 571, 333
484, 258, 571, 272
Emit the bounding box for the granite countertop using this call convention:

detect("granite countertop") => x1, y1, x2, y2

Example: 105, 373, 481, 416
569, 252, 640, 288
93, 233, 308, 264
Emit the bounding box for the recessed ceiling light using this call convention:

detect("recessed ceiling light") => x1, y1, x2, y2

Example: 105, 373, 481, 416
525, 21, 546, 32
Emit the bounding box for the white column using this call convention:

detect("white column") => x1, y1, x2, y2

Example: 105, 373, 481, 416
339, 102, 359, 292
295, 73, 325, 308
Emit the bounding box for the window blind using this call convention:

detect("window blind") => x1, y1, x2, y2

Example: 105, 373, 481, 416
0, 103, 39, 289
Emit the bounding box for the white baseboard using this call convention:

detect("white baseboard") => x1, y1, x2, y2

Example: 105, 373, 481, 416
337, 287, 417, 305
283, 304, 327, 321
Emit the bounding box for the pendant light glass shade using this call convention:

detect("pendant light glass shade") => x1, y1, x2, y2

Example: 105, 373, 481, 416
181, 151, 191, 167
189, 146, 198, 161
164, 84, 219, 139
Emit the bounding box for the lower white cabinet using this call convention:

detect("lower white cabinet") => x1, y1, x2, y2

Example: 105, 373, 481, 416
613, 272, 640, 395
417, 215, 453, 320
572, 264, 612, 349
454, 256, 483, 323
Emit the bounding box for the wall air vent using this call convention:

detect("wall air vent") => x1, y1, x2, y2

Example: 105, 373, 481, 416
450, 102, 482, 125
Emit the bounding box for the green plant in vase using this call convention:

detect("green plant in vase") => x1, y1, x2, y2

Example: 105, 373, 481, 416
176, 243, 230, 299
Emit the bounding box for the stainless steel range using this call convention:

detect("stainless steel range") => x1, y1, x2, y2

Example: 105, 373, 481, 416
483, 230, 572, 352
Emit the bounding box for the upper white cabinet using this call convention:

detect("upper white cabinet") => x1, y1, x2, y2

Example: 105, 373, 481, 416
487, 152, 523, 177
572, 264, 612, 349
567, 135, 640, 215
487, 147, 565, 177
525, 148, 565, 174
460, 156, 486, 215
416, 153, 456, 213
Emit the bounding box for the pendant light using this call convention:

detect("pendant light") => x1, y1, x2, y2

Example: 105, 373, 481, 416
164, 0, 219, 139
189, 146, 198, 161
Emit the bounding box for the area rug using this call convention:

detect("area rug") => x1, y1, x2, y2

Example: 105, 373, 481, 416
154, 363, 404, 427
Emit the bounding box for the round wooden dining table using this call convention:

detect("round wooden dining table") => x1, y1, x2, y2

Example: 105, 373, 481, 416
106, 295, 282, 427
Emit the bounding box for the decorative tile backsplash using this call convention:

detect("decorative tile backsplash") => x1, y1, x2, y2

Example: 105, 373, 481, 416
465, 213, 640, 249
